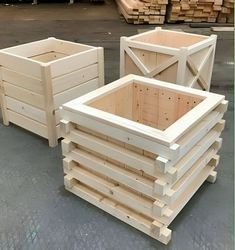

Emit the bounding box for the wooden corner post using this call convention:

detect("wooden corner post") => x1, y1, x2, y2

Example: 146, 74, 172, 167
41, 64, 58, 147
120, 36, 127, 78
97, 47, 105, 87
0, 66, 9, 125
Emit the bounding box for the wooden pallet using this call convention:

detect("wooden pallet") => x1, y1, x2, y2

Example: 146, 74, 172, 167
120, 28, 217, 91
60, 75, 228, 244
167, 0, 223, 23
0, 38, 104, 147
116, 0, 166, 24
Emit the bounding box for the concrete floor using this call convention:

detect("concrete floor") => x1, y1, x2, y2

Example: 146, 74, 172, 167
0, 1, 234, 249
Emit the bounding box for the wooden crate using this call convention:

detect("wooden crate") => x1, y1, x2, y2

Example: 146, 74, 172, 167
0, 38, 104, 147
120, 28, 217, 91
60, 75, 227, 244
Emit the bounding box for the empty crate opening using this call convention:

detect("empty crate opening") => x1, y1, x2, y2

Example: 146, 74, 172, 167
132, 30, 208, 49
4, 39, 92, 63
89, 82, 204, 131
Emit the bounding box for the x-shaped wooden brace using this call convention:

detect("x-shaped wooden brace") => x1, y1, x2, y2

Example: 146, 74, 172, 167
187, 45, 214, 91
125, 46, 178, 78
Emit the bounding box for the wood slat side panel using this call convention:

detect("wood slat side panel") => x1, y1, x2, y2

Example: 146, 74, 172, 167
50, 49, 98, 78
61, 127, 160, 179
65, 178, 171, 245
52, 64, 99, 94
63, 136, 220, 206
1, 67, 43, 94
3, 81, 45, 110
8, 110, 48, 138
5, 96, 47, 124
54, 78, 99, 109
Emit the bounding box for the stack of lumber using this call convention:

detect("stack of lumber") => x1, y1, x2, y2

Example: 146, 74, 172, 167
217, 0, 234, 23
167, 0, 223, 23
60, 75, 228, 245
116, 0, 167, 24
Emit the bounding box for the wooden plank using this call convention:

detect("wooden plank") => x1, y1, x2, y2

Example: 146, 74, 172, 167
2, 38, 54, 58
8, 110, 48, 138
52, 64, 98, 94
54, 78, 99, 109
3, 81, 45, 110
50, 48, 98, 78
1, 67, 43, 94
0, 66, 9, 125
5, 96, 46, 124
0, 52, 42, 79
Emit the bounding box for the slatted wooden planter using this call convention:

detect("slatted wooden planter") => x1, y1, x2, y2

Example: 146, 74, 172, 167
60, 75, 227, 244
0, 38, 104, 147
120, 28, 217, 91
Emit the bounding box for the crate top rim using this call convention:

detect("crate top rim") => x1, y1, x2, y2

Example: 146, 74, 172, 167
0, 37, 98, 66
62, 74, 224, 146
123, 27, 217, 52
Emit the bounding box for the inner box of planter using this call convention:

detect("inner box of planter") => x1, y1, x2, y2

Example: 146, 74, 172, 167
89, 79, 204, 131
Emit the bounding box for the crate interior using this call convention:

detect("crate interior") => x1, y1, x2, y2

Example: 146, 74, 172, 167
132, 30, 208, 49
88, 82, 204, 130
3, 39, 92, 63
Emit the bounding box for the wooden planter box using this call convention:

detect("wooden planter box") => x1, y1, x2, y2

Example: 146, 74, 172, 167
0, 38, 104, 147
120, 28, 217, 91
60, 75, 227, 245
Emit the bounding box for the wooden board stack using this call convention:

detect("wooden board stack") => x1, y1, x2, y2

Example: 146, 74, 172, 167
167, 0, 223, 23
116, 0, 167, 24
217, 0, 234, 23
60, 75, 228, 245
0, 38, 104, 147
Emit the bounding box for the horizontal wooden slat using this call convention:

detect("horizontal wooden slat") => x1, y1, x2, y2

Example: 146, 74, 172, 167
2, 38, 54, 58
0, 52, 41, 78
8, 110, 48, 138
53, 39, 94, 55
6, 96, 46, 124
54, 78, 99, 109
52, 63, 98, 94
2, 67, 43, 94
50, 48, 98, 78
4, 81, 45, 110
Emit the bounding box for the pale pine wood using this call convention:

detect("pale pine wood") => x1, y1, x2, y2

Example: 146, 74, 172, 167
120, 28, 217, 91
0, 38, 104, 147
61, 75, 227, 244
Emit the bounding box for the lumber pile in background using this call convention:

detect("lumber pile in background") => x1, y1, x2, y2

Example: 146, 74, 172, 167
116, 0, 168, 24
217, 0, 234, 23
166, 0, 223, 23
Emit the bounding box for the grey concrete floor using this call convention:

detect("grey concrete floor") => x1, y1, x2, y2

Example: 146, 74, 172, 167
0, 1, 234, 249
